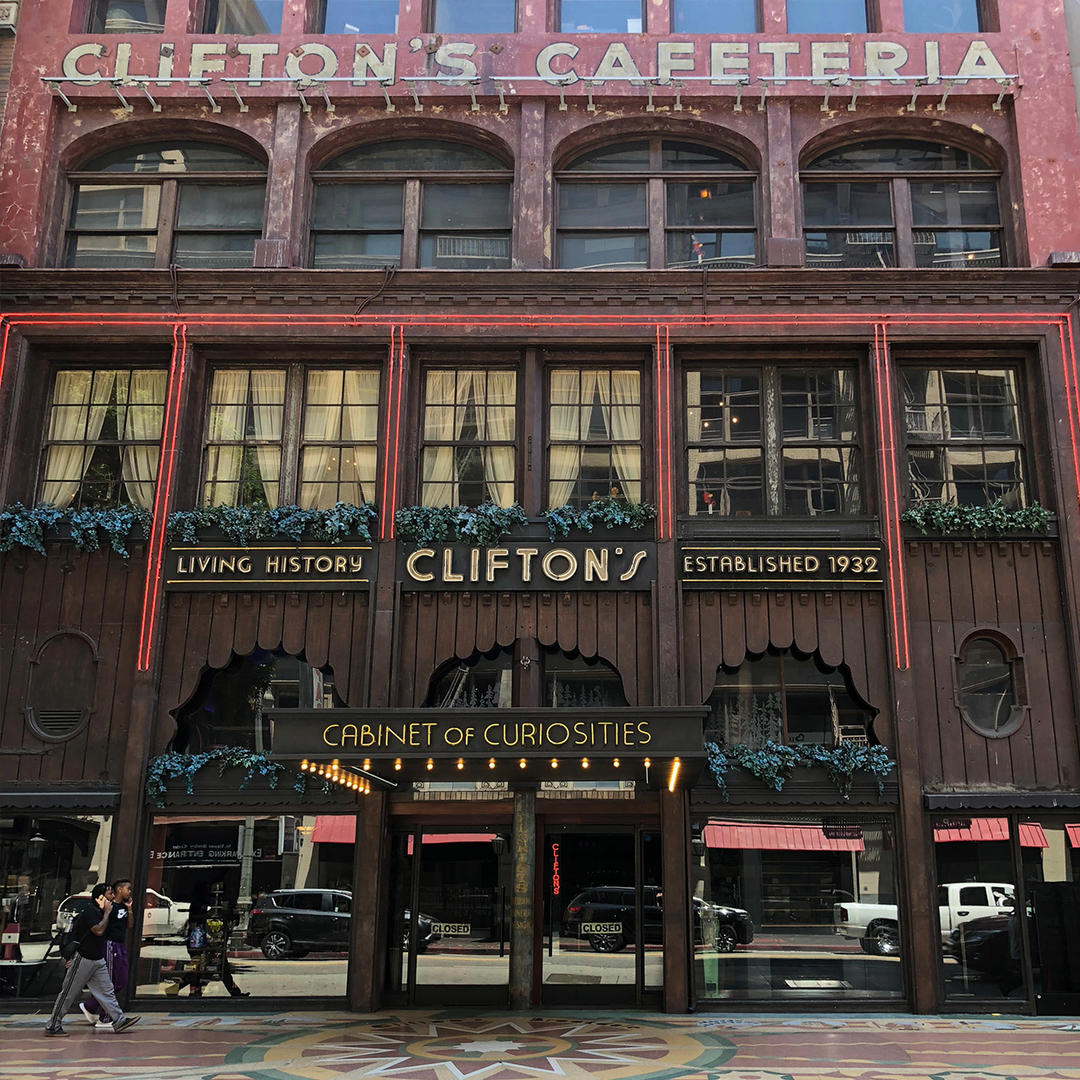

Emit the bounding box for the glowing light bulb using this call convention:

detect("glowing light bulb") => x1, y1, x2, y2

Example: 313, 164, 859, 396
613, 758, 620, 768
488, 758, 496, 769
519, 758, 527, 769
581, 758, 590, 769
550, 758, 558, 769
456, 758, 465, 770
426, 758, 434, 771
394, 758, 402, 771
362, 759, 371, 771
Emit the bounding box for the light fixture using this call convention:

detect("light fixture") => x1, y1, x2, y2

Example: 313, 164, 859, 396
550, 758, 558, 769
456, 758, 465, 770
519, 758, 527, 769
488, 757, 497, 769
668, 757, 681, 793
394, 758, 402, 771
300, 759, 309, 771
426, 758, 434, 771
362, 759, 371, 771
28, 824, 46, 848
613, 757, 620, 768
581, 757, 590, 769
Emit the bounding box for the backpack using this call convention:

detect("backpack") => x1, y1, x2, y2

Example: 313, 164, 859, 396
57, 926, 86, 961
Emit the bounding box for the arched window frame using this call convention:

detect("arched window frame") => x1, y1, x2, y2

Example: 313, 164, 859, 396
953, 629, 1028, 739
309, 138, 514, 271
800, 138, 1006, 270
554, 136, 759, 270
63, 140, 268, 270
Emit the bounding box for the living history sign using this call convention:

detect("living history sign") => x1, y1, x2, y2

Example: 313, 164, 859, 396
164, 542, 374, 591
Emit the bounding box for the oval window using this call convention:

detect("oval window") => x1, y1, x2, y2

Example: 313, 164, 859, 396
956, 638, 1024, 737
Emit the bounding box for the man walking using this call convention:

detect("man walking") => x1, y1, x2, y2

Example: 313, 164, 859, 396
79, 878, 133, 1028
44, 883, 140, 1036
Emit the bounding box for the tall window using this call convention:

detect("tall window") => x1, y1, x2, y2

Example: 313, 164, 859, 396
88, 1, 166, 31
904, 0, 982, 31
802, 140, 1002, 269
560, 0, 643, 31
421, 369, 517, 507
955, 636, 1023, 737
203, 367, 380, 508
320, 0, 399, 31
557, 140, 757, 270
41, 369, 166, 509
548, 369, 641, 507
902, 366, 1026, 507
787, 0, 868, 31
432, 0, 516, 32
66, 142, 265, 269
672, 0, 757, 31
312, 141, 512, 270
686, 366, 861, 517
204, 0, 283, 32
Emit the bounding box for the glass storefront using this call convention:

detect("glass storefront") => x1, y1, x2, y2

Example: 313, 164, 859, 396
1, 813, 112, 999
691, 812, 903, 1002
135, 813, 355, 1000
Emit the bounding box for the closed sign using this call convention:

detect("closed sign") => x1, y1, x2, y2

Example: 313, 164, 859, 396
432, 922, 471, 935
581, 922, 622, 934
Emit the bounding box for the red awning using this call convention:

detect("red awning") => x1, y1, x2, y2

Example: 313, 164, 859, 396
933, 818, 1048, 848
703, 821, 864, 852
1065, 824, 1080, 848
310, 816, 356, 844
406, 832, 497, 855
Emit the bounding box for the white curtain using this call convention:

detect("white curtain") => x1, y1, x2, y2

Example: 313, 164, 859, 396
342, 370, 380, 504
117, 370, 166, 509
479, 371, 515, 507
300, 370, 340, 509
600, 370, 641, 502
547, 370, 581, 508
43, 371, 116, 508
422, 371, 471, 506
251, 370, 284, 505
205, 371, 248, 505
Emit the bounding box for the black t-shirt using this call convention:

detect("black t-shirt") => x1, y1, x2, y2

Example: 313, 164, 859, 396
71, 905, 107, 961
105, 904, 130, 943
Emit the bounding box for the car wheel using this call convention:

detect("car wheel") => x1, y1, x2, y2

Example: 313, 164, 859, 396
588, 932, 626, 953
865, 921, 900, 956
260, 930, 293, 959
715, 925, 738, 953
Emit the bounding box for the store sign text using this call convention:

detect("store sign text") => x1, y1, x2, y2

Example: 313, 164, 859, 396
164, 543, 373, 591
60, 38, 1009, 87
681, 543, 885, 589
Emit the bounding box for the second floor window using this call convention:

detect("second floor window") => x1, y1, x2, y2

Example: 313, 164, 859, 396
686, 366, 861, 517
433, 0, 516, 32
41, 368, 166, 509
786, 0, 868, 31
312, 140, 512, 270
557, 139, 757, 270
320, 0, 398, 31
203, 367, 380, 508
902, 366, 1027, 507
66, 142, 266, 270
561, 0, 643, 31
89, 1, 166, 31
205, 0, 282, 32
673, 0, 757, 31
802, 140, 1002, 269
904, 0, 982, 31
421, 369, 517, 507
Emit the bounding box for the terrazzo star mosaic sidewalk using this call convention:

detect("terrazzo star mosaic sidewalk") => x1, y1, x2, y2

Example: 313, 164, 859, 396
2, 1010, 1079, 1080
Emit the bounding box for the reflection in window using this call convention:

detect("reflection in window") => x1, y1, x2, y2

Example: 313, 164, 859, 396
205, 0, 283, 32
321, 0, 399, 32
902, 367, 1026, 507
427, 649, 515, 708
313, 140, 511, 270
956, 638, 1020, 736
548, 369, 642, 507
433, 0, 516, 32
706, 651, 871, 749
422, 369, 516, 507
67, 143, 265, 270
41, 369, 166, 509
904, 0, 981, 31
673, 0, 757, 32
687, 366, 860, 517
89, 0, 166, 32
803, 140, 1002, 269
544, 650, 627, 708
558, 140, 756, 270
561, 0, 643, 32
786, 0, 867, 31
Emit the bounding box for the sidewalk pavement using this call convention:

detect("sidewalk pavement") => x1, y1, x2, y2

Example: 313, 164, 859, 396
2, 1009, 1079, 1080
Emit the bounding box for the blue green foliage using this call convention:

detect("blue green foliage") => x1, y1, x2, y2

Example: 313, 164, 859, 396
167, 502, 376, 546
900, 499, 1052, 538
394, 502, 529, 547
540, 497, 657, 541
0, 502, 151, 558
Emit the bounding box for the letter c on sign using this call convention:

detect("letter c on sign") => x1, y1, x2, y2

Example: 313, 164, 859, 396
406, 548, 436, 582
322, 724, 340, 746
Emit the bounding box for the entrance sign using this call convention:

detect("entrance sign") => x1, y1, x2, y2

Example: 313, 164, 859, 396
680, 543, 884, 589
165, 542, 374, 591
400, 543, 656, 591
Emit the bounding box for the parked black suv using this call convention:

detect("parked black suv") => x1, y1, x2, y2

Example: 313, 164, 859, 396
246, 889, 439, 959
561, 885, 754, 953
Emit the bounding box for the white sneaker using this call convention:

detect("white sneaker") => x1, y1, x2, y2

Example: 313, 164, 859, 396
94, 1022, 115, 1033
77, 1002, 99, 1026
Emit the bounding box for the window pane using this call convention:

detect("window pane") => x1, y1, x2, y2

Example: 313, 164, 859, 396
91, 1, 167, 32
326, 139, 507, 173
666, 231, 756, 269
911, 181, 999, 228
205, 0, 283, 33
82, 142, 264, 174
805, 141, 992, 173
780, 371, 858, 442
661, 142, 749, 172
958, 639, 1015, 734
177, 183, 265, 229
559, 233, 647, 269
688, 448, 763, 516
687, 372, 761, 443
805, 230, 895, 269
421, 183, 511, 229
71, 184, 160, 231
667, 181, 754, 227
564, 142, 650, 172
672, 0, 756, 32
434, 0, 516, 32
68, 233, 158, 269
322, 0, 398, 32
420, 233, 511, 269
904, 0, 980, 31
173, 233, 256, 269
559, 182, 647, 228
561, 0, 644, 33
786, 0, 866, 31
914, 231, 1002, 269
313, 233, 402, 269
783, 447, 862, 516
803, 183, 892, 227
903, 369, 1019, 441
313, 183, 403, 229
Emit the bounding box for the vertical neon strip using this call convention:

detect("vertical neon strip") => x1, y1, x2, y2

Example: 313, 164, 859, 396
0, 319, 10, 393
137, 323, 187, 670
663, 324, 674, 539
655, 325, 666, 539
1060, 316, 1080, 510
380, 326, 397, 539
880, 325, 910, 669
389, 325, 406, 539
873, 325, 903, 670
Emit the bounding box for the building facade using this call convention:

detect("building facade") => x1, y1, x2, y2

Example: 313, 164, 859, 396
1, 0, 1080, 1015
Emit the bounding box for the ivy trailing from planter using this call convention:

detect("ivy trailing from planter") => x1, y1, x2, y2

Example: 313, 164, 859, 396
704, 740, 896, 801
0, 502, 151, 558
900, 499, 1052, 538
146, 746, 332, 806
541, 497, 658, 542
394, 502, 529, 547
166, 502, 377, 546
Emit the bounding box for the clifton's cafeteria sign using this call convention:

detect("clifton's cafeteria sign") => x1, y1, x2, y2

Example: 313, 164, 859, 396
59, 38, 1010, 88
164, 542, 373, 591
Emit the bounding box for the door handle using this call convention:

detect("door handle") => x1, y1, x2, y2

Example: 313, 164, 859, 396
956, 910, 969, 917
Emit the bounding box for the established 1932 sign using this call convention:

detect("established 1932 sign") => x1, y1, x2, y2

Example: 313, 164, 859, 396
680, 543, 885, 589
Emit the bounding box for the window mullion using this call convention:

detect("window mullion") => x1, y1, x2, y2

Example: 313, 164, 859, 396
893, 177, 916, 268
156, 180, 179, 269
279, 364, 304, 506
647, 177, 665, 269
763, 366, 782, 516
402, 179, 421, 270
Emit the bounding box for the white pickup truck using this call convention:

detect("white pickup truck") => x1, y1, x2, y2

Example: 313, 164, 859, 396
834, 882, 1015, 956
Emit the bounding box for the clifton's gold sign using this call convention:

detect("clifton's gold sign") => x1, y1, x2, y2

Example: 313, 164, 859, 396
681, 543, 885, 589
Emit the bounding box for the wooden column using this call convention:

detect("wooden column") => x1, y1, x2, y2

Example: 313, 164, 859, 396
349, 790, 388, 1012
509, 786, 536, 1009
660, 788, 690, 1012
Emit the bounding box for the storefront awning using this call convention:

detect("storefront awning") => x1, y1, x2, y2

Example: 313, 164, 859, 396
704, 822, 865, 852
1065, 824, 1080, 847
310, 816, 357, 844
933, 817, 1048, 847
406, 832, 498, 854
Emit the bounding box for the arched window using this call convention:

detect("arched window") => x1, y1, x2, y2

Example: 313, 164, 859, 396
801, 139, 1003, 269
955, 635, 1026, 737
88, 1, 166, 32
427, 648, 515, 708
706, 650, 872, 749
556, 138, 757, 270
312, 140, 512, 270
66, 142, 266, 269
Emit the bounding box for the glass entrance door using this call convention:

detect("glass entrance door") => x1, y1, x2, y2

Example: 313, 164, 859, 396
541, 827, 662, 1004
387, 829, 510, 1005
